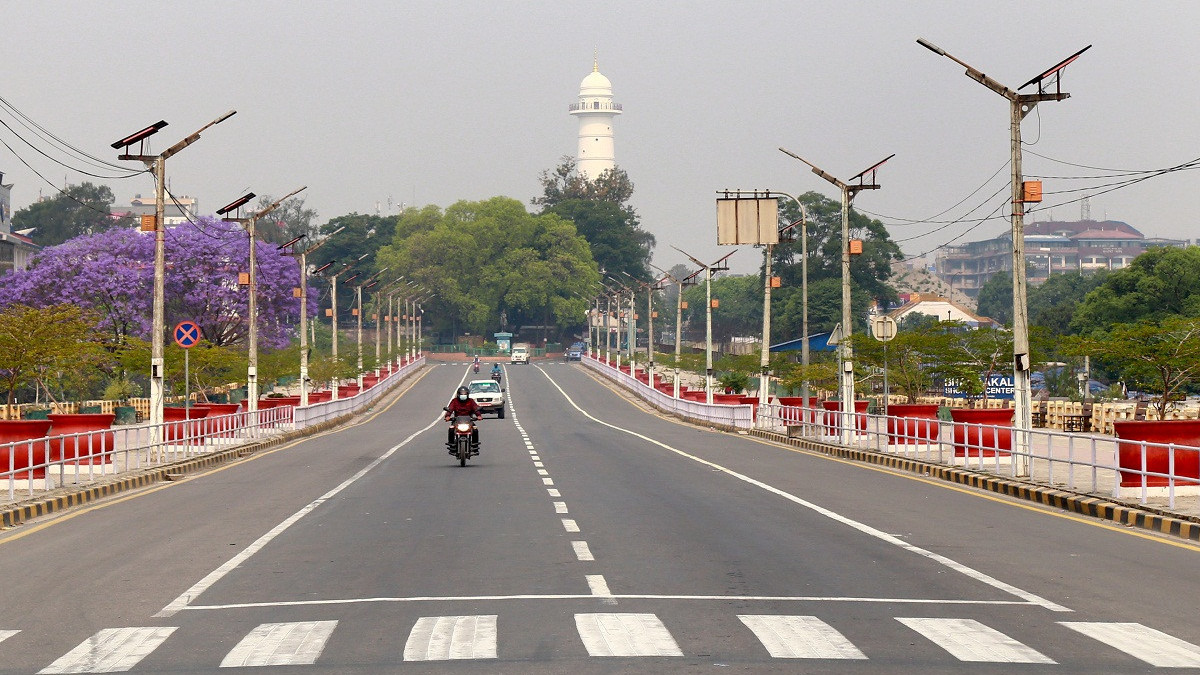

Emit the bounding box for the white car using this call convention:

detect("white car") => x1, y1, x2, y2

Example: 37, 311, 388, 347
467, 379, 505, 418
510, 346, 530, 364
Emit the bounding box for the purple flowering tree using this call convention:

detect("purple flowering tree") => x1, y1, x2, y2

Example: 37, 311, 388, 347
0, 216, 315, 349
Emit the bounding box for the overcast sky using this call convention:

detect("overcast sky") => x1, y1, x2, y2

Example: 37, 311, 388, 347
3, 0, 1197, 275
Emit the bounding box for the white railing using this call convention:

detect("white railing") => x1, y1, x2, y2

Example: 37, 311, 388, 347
583, 356, 1200, 516
2, 356, 425, 505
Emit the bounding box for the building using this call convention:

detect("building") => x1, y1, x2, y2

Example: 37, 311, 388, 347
110, 193, 199, 227
0, 172, 39, 274
569, 56, 622, 180
935, 219, 1190, 301
886, 293, 996, 328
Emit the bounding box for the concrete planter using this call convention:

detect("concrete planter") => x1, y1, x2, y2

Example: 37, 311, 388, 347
47, 413, 116, 464
949, 408, 1013, 457
886, 404, 941, 443
1112, 420, 1200, 488
0, 420, 54, 479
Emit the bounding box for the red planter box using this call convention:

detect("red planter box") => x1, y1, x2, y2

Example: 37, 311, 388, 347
1113, 420, 1200, 488
308, 391, 333, 403
201, 403, 243, 437
338, 385, 360, 398
822, 400, 868, 434
0, 420, 54, 479
950, 408, 1013, 457
886, 404, 941, 443
47, 413, 116, 464
163, 406, 212, 444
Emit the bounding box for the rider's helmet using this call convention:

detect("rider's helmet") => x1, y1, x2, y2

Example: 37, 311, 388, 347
457, 386, 470, 401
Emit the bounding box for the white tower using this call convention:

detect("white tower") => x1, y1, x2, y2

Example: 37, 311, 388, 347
570, 57, 622, 180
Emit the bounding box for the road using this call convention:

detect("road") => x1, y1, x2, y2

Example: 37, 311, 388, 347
1, 360, 1198, 673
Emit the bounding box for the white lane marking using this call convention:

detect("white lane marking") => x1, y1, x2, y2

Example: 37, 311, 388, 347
739, 615, 866, 660
553, 501, 568, 513
547, 489, 561, 497
403, 615, 498, 661
586, 575, 612, 596
542, 478, 554, 486
537, 469, 549, 476
156, 414, 445, 618
183, 594, 1035, 611
1060, 622, 1200, 667
562, 519, 580, 532
575, 613, 683, 657
533, 461, 543, 467
572, 541, 595, 561
0, 630, 17, 644
528, 450, 537, 455
537, 367, 1071, 613
220, 620, 337, 667
40, 627, 177, 673
897, 617, 1054, 663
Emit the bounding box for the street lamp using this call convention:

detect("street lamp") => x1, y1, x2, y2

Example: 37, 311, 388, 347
672, 247, 733, 405
918, 37, 1089, 473
651, 263, 697, 399
278, 225, 345, 406
606, 276, 636, 371
113, 110, 236, 434
219, 186, 307, 415
779, 148, 892, 445
355, 268, 388, 386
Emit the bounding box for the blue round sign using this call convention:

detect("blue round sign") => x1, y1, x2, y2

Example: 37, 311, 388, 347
173, 321, 201, 349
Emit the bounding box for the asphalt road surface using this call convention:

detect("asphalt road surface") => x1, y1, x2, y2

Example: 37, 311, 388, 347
1, 361, 1198, 674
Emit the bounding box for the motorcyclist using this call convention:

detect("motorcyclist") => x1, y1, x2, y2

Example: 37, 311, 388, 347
473, 355, 481, 373
444, 385, 481, 454
491, 363, 502, 381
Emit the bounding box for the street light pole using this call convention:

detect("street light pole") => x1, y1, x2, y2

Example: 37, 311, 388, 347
651, 263, 695, 400
113, 111, 236, 434
918, 37, 1088, 473
780, 148, 892, 444
673, 248, 733, 405
280, 225, 344, 407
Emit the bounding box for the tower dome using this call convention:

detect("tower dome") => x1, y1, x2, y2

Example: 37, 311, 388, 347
569, 57, 622, 180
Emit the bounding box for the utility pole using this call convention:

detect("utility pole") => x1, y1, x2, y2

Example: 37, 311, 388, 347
918, 37, 1089, 473
112, 111, 236, 436
673, 248, 733, 405
278, 225, 344, 407
652, 264, 696, 399
219, 187, 307, 415
780, 149, 892, 445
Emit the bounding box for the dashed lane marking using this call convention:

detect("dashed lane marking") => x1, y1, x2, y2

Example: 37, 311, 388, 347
220, 620, 338, 667
572, 541, 594, 561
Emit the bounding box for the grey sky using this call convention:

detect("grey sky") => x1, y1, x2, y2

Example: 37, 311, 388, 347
4, 1, 1197, 276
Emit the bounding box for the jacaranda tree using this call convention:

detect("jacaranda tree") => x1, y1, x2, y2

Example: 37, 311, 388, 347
0, 216, 311, 350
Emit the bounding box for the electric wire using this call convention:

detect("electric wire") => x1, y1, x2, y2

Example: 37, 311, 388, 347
0, 95, 143, 175
0, 109, 144, 180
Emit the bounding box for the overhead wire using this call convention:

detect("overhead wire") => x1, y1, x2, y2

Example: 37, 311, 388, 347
0, 94, 139, 174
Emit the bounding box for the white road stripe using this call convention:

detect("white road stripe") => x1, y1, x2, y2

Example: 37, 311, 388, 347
739, 615, 866, 659
1060, 621, 1200, 667
404, 615, 498, 661
156, 414, 445, 617
534, 461, 544, 467
537, 368, 1071, 613
0, 630, 17, 644
40, 627, 177, 674
562, 518, 580, 532
575, 613, 683, 656
528, 450, 536, 455
220, 620, 337, 667
897, 617, 1054, 663
572, 541, 594, 561
587, 575, 612, 596
537, 469, 549, 476
553, 501, 568, 513
547, 489, 561, 497
542, 478, 554, 486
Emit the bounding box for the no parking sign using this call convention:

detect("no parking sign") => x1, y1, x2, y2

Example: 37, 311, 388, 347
173, 321, 201, 349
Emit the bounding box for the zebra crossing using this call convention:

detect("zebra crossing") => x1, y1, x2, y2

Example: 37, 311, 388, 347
10, 612, 1200, 671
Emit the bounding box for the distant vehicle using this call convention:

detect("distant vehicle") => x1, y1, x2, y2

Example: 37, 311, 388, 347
467, 379, 505, 418
510, 344, 530, 364
566, 346, 583, 361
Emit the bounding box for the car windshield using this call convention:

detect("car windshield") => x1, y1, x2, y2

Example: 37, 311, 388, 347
470, 382, 500, 393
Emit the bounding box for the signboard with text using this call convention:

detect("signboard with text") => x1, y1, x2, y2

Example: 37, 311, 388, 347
943, 373, 1015, 399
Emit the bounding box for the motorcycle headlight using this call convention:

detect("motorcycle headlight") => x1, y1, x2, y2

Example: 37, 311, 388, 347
456, 422, 472, 432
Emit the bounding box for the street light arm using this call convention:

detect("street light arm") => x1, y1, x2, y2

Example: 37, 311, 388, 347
161, 110, 237, 160
302, 225, 346, 255
253, 186, 308, 220
778, 147, 846, 190
916, 38, 1016, 99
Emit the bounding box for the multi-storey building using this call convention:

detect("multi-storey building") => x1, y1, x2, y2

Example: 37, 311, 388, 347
0, 172, 39, 275
935, 220, 1190, 301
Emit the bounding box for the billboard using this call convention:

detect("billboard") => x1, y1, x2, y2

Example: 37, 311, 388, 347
943, 373, 1015, 399
716, 198, 779, 246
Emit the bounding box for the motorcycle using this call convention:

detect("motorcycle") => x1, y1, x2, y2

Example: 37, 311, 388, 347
473, 361, 480, 374
444, 408, 479, 467
491, 370, 502, 384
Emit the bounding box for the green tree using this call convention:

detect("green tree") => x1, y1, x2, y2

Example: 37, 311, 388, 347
938, 325, 1013, 407
847, 321, 950, 403
681, 274, 762, 342
534, 157, 654, 282
11, 182, 131, 247
1071, 247, 1200, 335
0, 304, 109, 410
251, 195, 320, 245
975, 271, 1012, 325
1066, 316, 1200, 420
1029, 271, 1107, 338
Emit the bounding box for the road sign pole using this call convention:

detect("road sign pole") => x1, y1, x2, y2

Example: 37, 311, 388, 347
185, 348, 190, 410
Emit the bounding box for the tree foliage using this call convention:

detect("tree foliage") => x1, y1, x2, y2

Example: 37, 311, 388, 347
1066, 316, 1200, 420
847, 321, 951, 404
12, 182, 132, 247
375, 197, 600, 340
0, 304, 110, 409
1071, 247, 1200, 336
975, 271, 1012, 325
251, 195, 321, 245
0, 217, 310, 350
